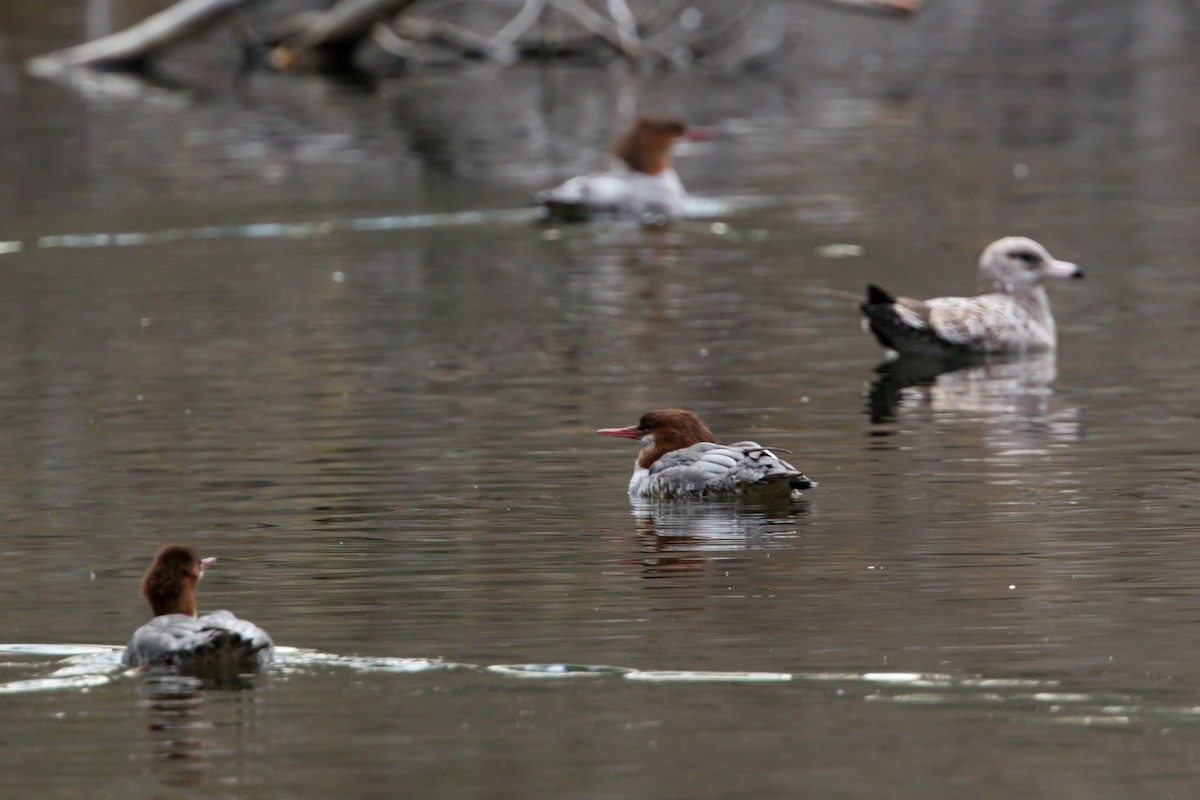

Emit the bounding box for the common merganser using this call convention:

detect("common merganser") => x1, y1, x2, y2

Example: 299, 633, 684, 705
122, 545, 274, 675
536, 116, 705, 223
598, 408, 815, 500
861, 237, 1084, 358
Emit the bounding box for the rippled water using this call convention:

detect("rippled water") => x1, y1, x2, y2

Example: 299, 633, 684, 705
2, 1, 1200, 797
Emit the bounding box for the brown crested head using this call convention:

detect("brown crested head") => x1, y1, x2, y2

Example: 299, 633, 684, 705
598, 408, 718, 469
140, 544, 212, 617
613, 116, 688, 175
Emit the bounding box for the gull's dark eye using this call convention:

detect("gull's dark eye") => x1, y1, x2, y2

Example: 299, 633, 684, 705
1014, 250, 1040, 268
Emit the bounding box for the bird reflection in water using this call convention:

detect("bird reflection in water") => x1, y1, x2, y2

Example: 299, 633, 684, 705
866, 351, 1080, 455
136, 672, 211, 786
135, 670, 262, 788
629, 499, 808, 582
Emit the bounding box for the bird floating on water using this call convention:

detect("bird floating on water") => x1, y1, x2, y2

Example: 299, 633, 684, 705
122, 544, 274, 677
861, 236, 1083, 358
598, 408, 815, 500
536, 116, 713, 224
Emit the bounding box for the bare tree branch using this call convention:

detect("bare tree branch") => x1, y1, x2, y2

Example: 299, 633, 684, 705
489, 0, 547, 53
369, 18, 425, 62
605, 0, 643, 57
547, 0, 648, 61
26, 0, 925, 92
295, 0, 423, 49
28, 0, 263, 75
801, 0, 921, 17
631, 0, 691, 39
393, 15, 512, 60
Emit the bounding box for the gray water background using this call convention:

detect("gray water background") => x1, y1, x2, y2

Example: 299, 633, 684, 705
1, 2, 1200, 797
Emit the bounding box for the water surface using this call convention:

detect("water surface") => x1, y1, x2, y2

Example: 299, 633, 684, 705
2, 2, 1200, 797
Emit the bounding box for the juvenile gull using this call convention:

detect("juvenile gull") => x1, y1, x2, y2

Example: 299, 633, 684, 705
861, 237, 1084, 358
598, 408, 815, 500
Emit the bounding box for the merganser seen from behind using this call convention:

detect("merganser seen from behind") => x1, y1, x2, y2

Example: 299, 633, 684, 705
537, 116, 706, 224
122, 544, 274, 676
861, 237, 1084, 358
598, 408, 815, 500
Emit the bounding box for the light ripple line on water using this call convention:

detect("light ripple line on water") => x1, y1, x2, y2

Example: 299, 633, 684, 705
0, 674, 112, 694
274, 647, 472, 673
29, 208, 543, 253
624, 670, 793, 683
487, 664, 633, 678
0, 644, 122, 656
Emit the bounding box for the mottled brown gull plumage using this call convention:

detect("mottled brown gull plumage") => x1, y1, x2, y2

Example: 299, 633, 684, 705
862, 237, 1084, 358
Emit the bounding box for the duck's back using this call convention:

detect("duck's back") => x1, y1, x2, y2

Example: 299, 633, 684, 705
635, 441, 813, 499
123, 610, 274, 675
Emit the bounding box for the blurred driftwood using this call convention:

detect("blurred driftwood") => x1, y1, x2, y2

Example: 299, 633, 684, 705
391, 16, 512, 61
26, 0, 922, 93
808, 0, 921, 15
369, 0, 920, 71
27, 0, 262, 76
263, 0, 422, 72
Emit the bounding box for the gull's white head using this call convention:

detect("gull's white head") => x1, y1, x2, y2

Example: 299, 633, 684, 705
978, 236, 1084, 293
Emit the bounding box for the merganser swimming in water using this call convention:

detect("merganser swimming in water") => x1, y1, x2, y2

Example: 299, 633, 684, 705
598, 408, 815, 500
536, 116, 705, 224
122, 544, 274, 676
861, 237, 1084, 358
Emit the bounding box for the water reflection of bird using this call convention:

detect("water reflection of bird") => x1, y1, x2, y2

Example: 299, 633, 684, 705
629, 500, 807, 582
137, 673, 210, 786
599, 409, 815, 501
632, 499, 807, 540
123, 545, 274, 679
536, 116, 711, 224
866, 352, 1080, 452
862, 237, 1084, 358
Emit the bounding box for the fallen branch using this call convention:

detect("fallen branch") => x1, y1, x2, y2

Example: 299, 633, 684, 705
294, 0, 423, 49
605, 0, 643, 57
636, 0, 691, 35
368, 19, 426, 64
392, 15, 513, 61
546, 0, 650, 62
488, 0, 547, 54
802, 0, 921, 17
387, 0, 674, 66
26, 0, 925, 94
27, 0, 262, 76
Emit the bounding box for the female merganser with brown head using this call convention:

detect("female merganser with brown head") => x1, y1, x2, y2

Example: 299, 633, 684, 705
861, 237, 1084, 358
537, 116, 704, 224
122, 544, 274, 675
598, 408, 815, 500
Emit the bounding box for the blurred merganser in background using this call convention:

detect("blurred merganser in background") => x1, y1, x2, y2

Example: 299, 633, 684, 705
536, 116, 711, 224
598, 408, 815, 500
861, 236, 1084, 358
123, 544, 274, 676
